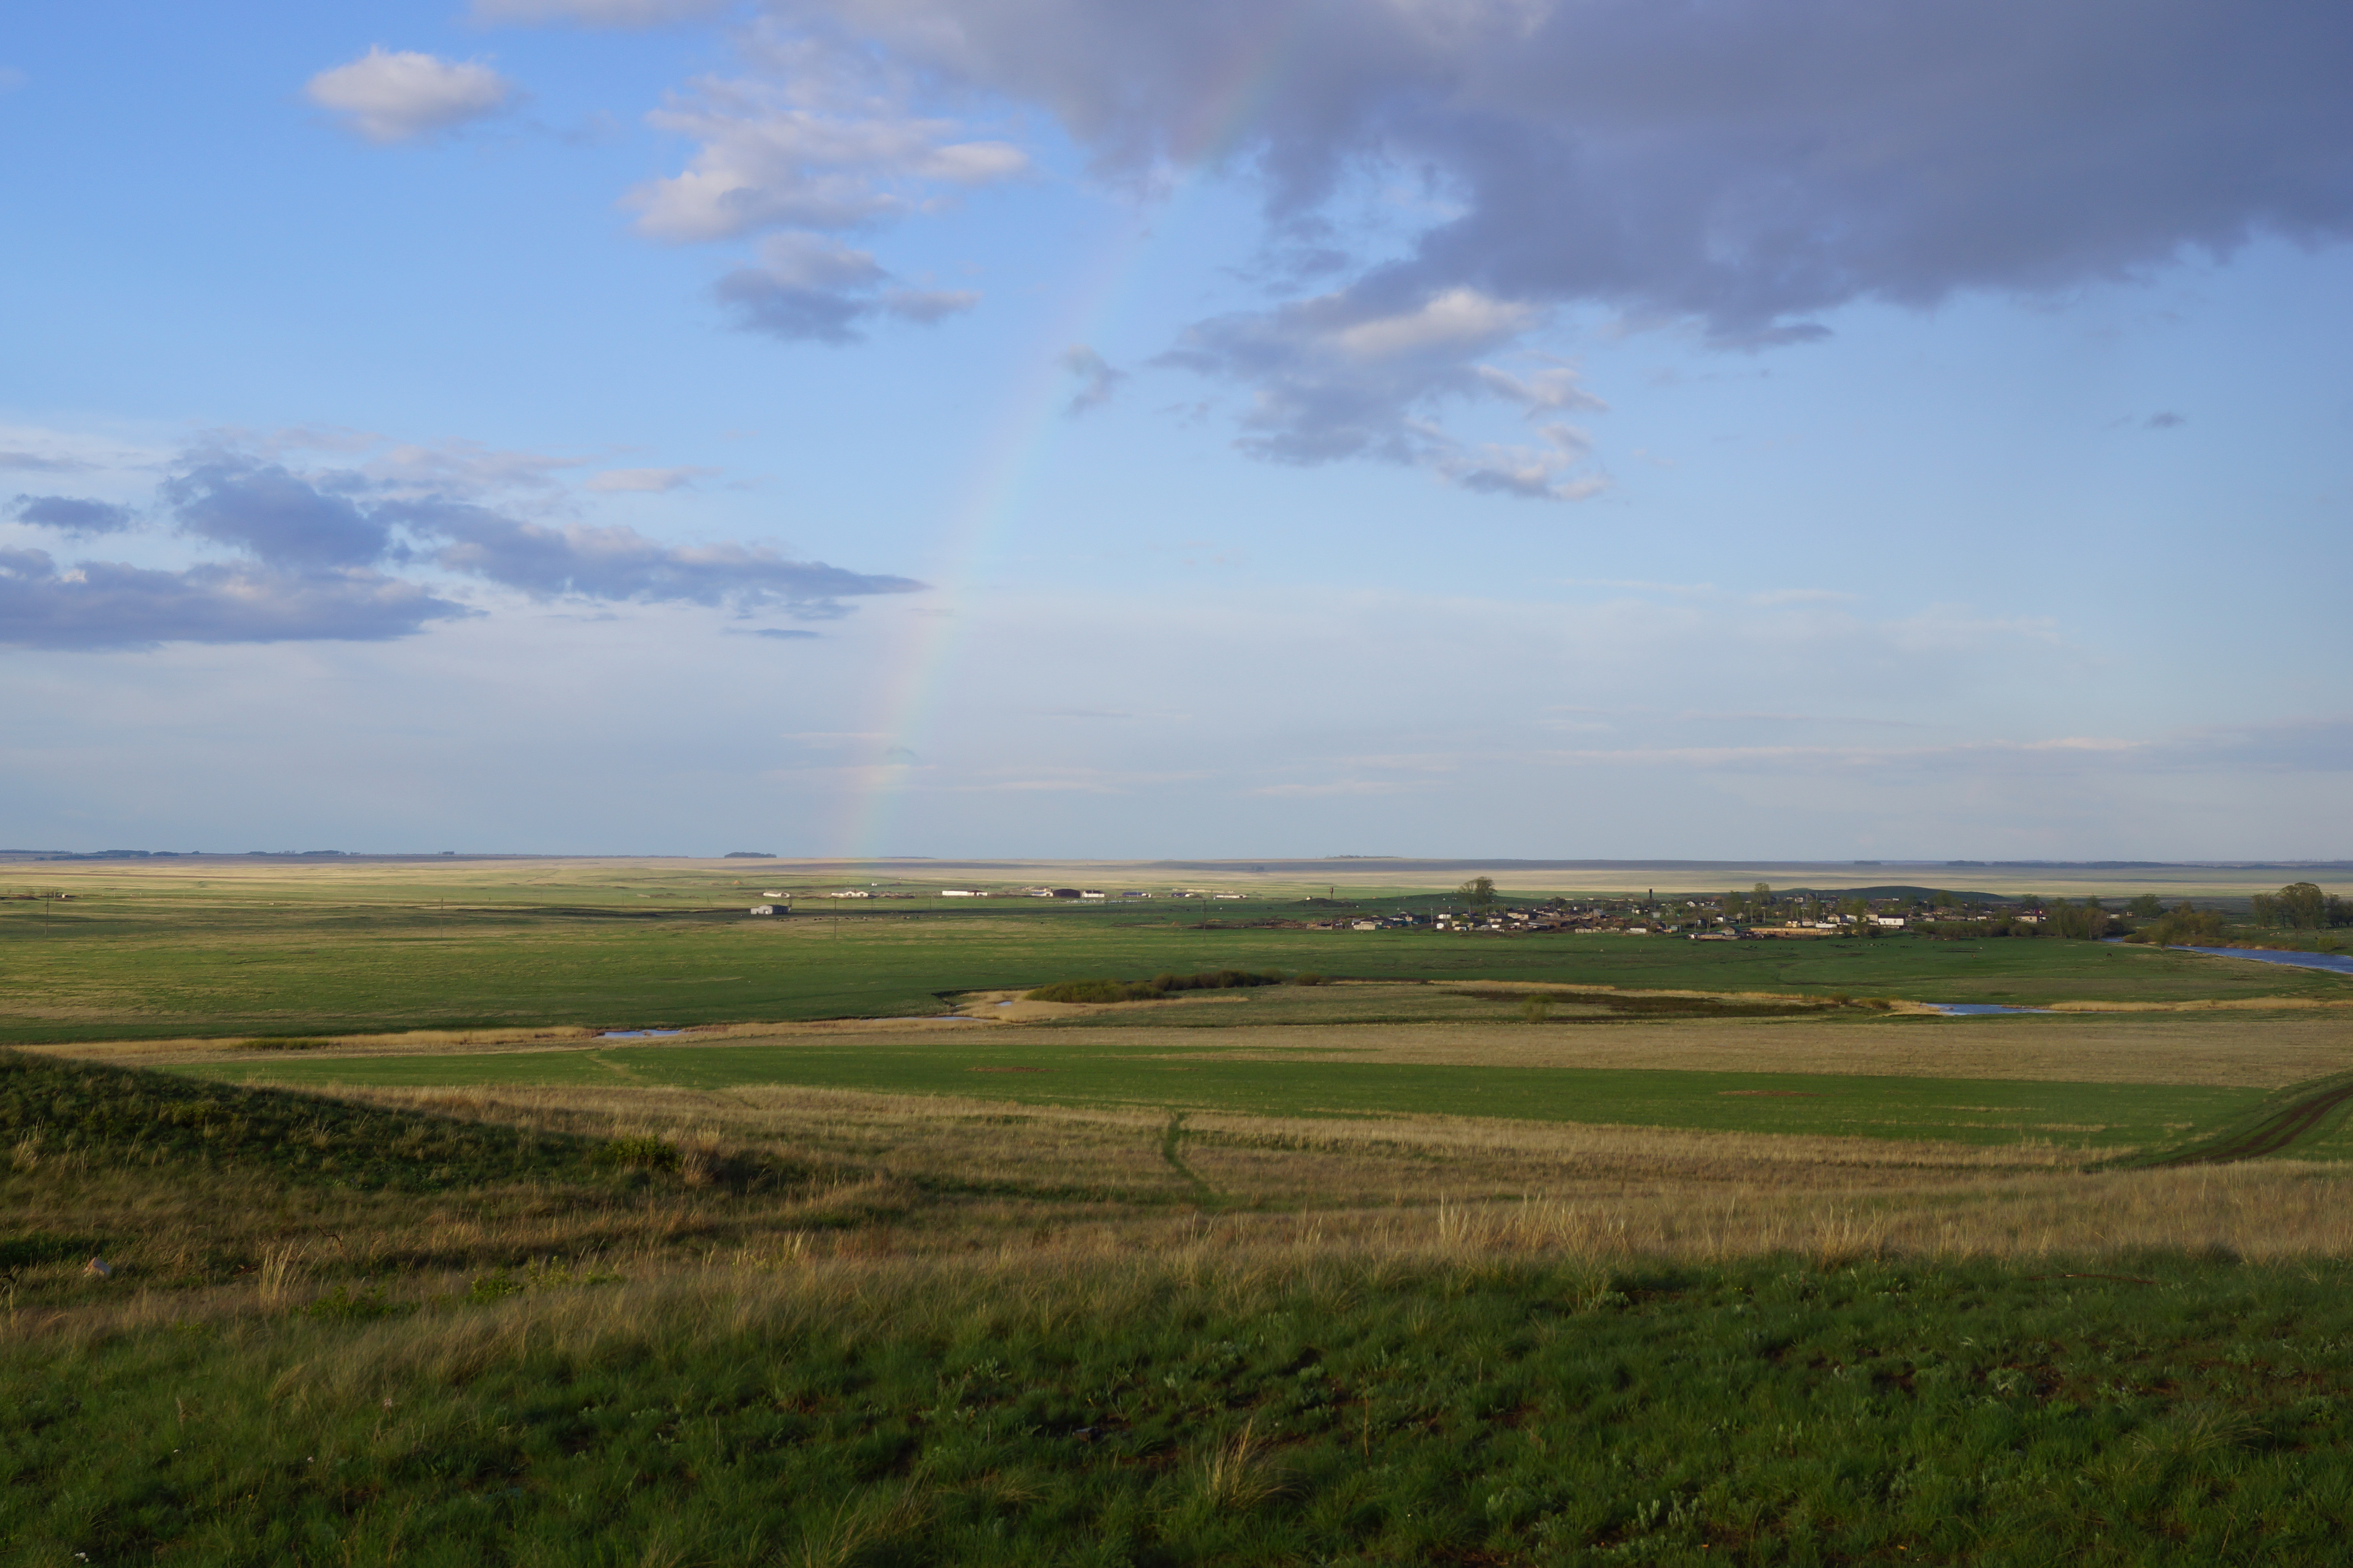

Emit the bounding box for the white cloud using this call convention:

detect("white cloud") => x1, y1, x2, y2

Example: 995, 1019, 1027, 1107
1331, 290, 1534, 362
586, 466, 718, 493
1058, 346, 1128, 415
305, 46, 519, 145
1473, 365, 1606, 413
1162, 288, 1605, 497
361, 438, 582, 496
628, 56, 1025, 242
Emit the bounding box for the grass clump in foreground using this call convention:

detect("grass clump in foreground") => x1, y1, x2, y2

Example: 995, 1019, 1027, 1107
0, 1050, 799, 1202
1027, 967, 1295, 1004
10, 1249, 2353, 1565
0, 1049, 612, 1192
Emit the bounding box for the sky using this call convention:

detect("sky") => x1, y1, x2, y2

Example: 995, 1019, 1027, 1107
3, 0, 2350, 860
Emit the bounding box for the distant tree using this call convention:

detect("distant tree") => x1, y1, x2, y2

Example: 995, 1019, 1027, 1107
2046, 897, 2112, 941
2141, 902, 2227, 945
2278, 882, 2329, 929
2127, 894, 2165, 919
1456, 875, 1497, 909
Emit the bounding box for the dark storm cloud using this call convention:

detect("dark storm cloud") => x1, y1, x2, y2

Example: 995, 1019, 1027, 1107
0, 548, 468, 650
8, 494, 138, 536
767, 0, 2353, 479
801, 0, 2353, 327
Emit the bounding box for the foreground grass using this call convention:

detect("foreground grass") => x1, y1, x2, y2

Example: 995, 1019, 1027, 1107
11, 1250, 2353, 1566
18, 1045, 2353, 1564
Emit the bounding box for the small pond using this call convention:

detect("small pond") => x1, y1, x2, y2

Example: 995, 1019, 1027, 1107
1920, 1003, 2053, 1016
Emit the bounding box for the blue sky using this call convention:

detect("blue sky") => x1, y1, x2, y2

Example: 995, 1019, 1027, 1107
4, 0, 2349, 859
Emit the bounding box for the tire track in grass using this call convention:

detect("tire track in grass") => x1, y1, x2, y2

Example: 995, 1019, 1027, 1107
1160, 1112, 1220, 1205
2139, 1071, 2353, 1167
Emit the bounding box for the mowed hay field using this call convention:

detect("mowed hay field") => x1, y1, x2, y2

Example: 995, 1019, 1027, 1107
179, 1033, 2257, 1152
11, 859, 2353, 1563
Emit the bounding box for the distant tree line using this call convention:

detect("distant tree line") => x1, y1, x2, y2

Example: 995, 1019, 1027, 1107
1026, 968, 1312, 1004
2250, 882, 2353, 930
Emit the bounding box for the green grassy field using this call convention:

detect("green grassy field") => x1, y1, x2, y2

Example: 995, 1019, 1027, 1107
12, 859, 2353, 1565
11, 1248, 2353, 1567
4, 867, 2343, 1044
196, 1039, 2262, 1153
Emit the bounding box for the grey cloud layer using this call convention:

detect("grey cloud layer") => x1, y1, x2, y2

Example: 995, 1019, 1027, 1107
8, 494, 137, 536
731, 0, 2353, 489
0, 549, 467, 651
714, 233, 979, 343
0, 454, 922, 650
165, 462, 388, 566
793, 0, 2353, 326
386, 496, 920, 612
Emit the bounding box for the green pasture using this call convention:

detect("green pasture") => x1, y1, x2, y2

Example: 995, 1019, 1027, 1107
2, 878, 2344, 1043
14, 1252, 2353, 1566
196, 1040, 2259, 1152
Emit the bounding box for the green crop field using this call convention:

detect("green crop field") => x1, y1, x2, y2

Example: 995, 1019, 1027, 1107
196, 1039, 2260, 1153
2, 857, 2343, 1044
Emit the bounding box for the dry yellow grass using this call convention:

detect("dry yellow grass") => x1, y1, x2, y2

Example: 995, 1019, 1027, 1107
23, 1143, 2353, 1351
292, 1077, 2353, 1268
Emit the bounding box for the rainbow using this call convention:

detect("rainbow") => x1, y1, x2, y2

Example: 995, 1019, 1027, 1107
826, 15, 1312, 859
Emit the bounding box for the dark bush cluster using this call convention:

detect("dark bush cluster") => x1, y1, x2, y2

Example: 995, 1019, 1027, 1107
2124, 905, 2230, 946
0, 1049, 600, 1191
1027, 969, 1292, 1004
